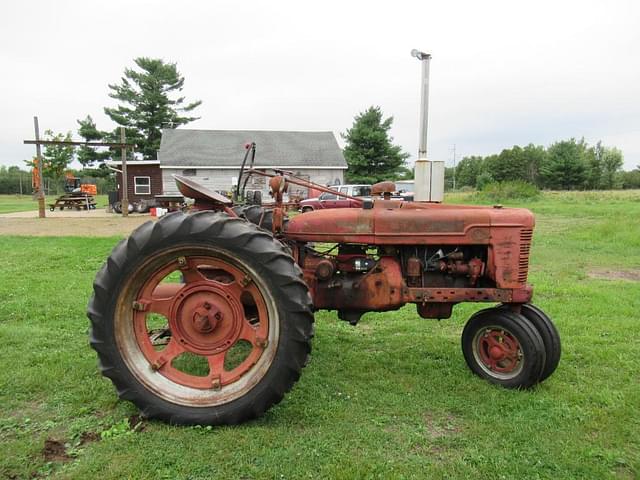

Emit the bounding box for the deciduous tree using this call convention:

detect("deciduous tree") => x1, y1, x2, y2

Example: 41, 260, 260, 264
600, 145, 623, 189
540, 138, 587, 190
28, 130, 75, 181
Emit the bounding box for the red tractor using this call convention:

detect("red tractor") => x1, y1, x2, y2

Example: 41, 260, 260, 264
87, 53, 559, 425
87, 170, 560, 425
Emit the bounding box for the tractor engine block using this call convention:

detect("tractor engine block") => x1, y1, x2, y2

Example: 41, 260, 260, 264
301, 244, 490, 324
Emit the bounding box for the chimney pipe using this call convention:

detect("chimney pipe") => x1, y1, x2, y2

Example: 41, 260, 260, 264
411, 49, 431, 157
411, 49, 444, 202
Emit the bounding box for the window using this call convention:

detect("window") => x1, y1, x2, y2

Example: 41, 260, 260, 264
134, 176, 151, 195
353, 186, 371, 197
319, 192, 337, 200
339, 187, 349, 195
182, 169, 197, 176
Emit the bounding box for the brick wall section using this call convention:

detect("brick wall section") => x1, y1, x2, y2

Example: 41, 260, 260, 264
116, 164, 163, 202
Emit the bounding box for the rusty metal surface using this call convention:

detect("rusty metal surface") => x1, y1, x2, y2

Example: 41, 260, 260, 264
287, 203, 533, 246
371, 181, 396, 196
248, 169, 364, 204
407, 287, 530, 303
305, 257, 405, 311
417, 303, 453, 319
173, 175, 232, 205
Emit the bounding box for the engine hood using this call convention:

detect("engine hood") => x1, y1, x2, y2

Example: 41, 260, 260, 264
287, 201, 534, 245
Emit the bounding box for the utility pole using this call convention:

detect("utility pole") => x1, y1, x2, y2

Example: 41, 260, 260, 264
452, 144, 457, 191
33, 116, 46, 218
121, 127, 129, 217
411, 49, 444, 202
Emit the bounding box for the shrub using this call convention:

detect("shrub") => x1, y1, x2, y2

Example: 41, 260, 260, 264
475, 173, 494, 190
473, 180, 540, 202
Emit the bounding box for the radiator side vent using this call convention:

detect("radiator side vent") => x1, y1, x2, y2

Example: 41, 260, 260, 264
518, 229, 533, 284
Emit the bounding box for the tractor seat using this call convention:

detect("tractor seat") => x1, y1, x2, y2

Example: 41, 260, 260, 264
173, 175, 232, 205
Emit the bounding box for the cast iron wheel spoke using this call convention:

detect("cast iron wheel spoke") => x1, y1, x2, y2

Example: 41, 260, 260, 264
151, 337, 186, 371
180, 258, 209, 284
218, 280, 246, 301
147, 297, 174, 318
239, 319, 259, 345
207, 352, 226, 378
146, 283, 184, 317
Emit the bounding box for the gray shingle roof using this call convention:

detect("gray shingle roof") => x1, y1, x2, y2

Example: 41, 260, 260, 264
159, 129, 347, 168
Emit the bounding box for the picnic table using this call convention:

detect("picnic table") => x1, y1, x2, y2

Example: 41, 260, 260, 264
49, 194, 97, 211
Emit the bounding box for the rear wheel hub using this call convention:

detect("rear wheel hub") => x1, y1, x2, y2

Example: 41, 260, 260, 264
170, 282, 243, 356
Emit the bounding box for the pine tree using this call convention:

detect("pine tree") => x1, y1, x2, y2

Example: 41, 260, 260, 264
342, 106, 409, 184
76, 115, 111, 168
78, 57, 202, 161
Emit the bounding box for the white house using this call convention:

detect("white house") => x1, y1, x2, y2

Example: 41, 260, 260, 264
158, 129, 347, 198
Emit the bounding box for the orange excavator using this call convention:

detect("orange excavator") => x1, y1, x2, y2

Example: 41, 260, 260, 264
62, 172, 97, 196
46, 172, 98, 211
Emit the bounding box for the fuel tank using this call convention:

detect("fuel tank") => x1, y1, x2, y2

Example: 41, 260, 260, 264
286, 201, 535, 246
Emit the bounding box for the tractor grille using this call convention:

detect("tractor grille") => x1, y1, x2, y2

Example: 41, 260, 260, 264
518, 229, 533, 284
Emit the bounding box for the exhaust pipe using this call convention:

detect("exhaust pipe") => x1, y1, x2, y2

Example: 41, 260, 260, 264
411, 50, 444, 202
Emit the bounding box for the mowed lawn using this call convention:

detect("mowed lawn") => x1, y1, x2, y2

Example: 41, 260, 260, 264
0, 191, 639, 479
0, 194, 108, 214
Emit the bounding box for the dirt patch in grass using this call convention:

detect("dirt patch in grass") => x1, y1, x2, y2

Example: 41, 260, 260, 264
0, 216, 152, 237
423, 412, 462, 439
42, 439, 70, 463
588, 269, 640, 282
79, 431, 101, 445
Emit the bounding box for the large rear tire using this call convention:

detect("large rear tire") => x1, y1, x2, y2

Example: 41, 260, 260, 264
232, 205, 287, 233
87, 211, 314, 425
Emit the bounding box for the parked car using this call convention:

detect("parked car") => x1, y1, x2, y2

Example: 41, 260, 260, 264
299, 184, 372, 212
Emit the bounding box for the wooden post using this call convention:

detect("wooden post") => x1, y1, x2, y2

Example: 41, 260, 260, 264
121, 127, 128, 217
33, 116, 46, 218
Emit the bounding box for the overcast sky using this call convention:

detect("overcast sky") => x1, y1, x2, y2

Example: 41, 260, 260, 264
1, 0, 639, 170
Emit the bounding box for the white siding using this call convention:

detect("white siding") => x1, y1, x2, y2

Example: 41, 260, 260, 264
162, 168, 345, 198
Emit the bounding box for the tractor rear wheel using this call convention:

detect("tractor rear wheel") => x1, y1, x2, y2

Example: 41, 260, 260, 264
232, 205, 287, 233
87, 211, 314, 425
461, 308, 546, 389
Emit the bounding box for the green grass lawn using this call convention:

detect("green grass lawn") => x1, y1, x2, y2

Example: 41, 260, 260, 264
0, 194, 108, 214
0, 191, 639, 479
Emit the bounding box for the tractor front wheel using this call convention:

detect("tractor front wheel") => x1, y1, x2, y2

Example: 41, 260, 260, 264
461, 308, 546, 389
87, 211, 314, 425
501, 303, 561, 381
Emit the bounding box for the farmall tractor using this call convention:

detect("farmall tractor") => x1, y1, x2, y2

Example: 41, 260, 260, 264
87, 53, 560, 426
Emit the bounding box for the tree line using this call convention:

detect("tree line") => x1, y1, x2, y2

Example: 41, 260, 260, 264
340, 107, 639, 190
452, 139, 639, 190
0, 165, 115, 195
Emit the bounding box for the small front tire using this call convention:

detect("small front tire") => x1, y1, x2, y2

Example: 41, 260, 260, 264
508, 304, 560, 382
462, 308, 546, 389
